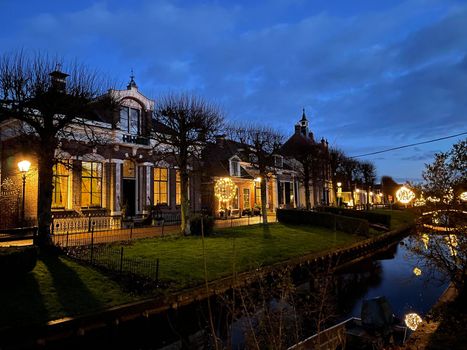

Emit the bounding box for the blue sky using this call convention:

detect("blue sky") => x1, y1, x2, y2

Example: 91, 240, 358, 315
1, 0, 466, 182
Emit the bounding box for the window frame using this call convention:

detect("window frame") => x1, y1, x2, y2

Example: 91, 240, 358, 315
81, 161, 103, 208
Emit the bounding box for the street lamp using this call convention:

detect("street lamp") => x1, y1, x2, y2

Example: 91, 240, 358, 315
336, 182, 342, 206
18, 160, 31, 226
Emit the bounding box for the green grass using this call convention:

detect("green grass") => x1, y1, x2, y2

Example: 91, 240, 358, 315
0, 256, 136, 328
115, 223, 362, 290
373, 208, 416, 228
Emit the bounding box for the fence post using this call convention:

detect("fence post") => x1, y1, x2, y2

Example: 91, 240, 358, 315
90, 223, 95, 264
231, 216, 233, 228
248, 215, 250, 226
155, 258, 160, 285
88, 214, 92, 233
66, 231, 69, 248
51, 215, 55, 235
130, 222, 133, 240
161, 220, 165, 237
120, 247, 124, 274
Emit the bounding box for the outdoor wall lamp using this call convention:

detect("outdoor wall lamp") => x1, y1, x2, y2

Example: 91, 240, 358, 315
18, 160, 31, 225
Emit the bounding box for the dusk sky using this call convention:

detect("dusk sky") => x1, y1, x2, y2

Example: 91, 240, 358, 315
1, 0, 466, 182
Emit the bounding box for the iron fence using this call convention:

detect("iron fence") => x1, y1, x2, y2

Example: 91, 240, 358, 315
65, 243, 160, 283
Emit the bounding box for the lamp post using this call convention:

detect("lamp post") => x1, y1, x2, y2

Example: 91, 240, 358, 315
18, 160, 31, 226
337, 182, 342, 207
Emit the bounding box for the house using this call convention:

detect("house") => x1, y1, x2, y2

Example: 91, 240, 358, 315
0, 71, 197, 229
201, 135, 301, 217
281, 110, 334, 207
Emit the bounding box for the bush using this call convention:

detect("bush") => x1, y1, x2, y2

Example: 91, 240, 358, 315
190, 215, 215, 236
0, 246, 38, 277
277, 209, 369, 236
320, 207, 391, 228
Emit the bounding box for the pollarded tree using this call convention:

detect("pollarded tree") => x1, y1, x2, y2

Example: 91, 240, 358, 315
231, 125, 283, 225
0, 52, 118, 247
152, 93, 224, 235
358, 161, 376, 209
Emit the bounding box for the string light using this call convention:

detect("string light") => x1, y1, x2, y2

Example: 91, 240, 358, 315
396, 186, 415, 204
413, 267, 422, 276
405, 313, 422, 331
214, 177, 238, 202
460, 192, 467, 202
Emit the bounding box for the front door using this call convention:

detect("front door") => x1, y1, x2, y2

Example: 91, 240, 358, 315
122, 179, 136, 217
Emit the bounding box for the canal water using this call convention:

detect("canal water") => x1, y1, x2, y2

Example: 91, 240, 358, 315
335, 235, 448, 321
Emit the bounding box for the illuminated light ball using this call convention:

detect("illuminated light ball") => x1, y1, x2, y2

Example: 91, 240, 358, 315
460, 192, 467, 202
422, 234, 429, 249
214, 177, 238, 202
405, 313, 423, 331
413, 267, 422, 276
396, 186, 415, 204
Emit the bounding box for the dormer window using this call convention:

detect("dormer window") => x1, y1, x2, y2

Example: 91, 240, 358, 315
230, 157, 241, 177
120, 107, 140, 134
274, 155, 283, 168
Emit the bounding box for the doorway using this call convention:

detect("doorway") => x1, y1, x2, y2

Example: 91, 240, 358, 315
122, 179, 136, 217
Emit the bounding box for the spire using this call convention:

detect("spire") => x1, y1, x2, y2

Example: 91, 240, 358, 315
301, 108, 307, 122
127, 69, 138, 89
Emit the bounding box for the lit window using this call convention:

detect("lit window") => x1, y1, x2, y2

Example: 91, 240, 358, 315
231, 188, 239, 210
153, 168, 168, 205
81, 162, 102, 207
243, 188, 250, 209
255, 182, 261, 205
52, 162, 69, 208
175, 170, 189, 206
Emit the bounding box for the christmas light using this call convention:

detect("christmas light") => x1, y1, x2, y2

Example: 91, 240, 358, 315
405, 313, 422, 331
214, 177, 238, 202
459, 191, 467, 202
422, 234, 429, 249
413, 267, 422, 276
396, 186, 415, 204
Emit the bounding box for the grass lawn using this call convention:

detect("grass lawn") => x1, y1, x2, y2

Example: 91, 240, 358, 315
115, 223, 363, 290
372, 208, 415, 228
0, 255, 136, 328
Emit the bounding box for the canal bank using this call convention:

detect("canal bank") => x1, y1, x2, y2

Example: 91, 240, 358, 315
0, 223, 416, 349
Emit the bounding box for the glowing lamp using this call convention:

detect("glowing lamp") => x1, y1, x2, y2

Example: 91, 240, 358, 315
356, 189, 360, 193
459, 191, 467, 202
18, 160, 31, 173
404, 313, 422, 331
337, 182, 342, 187
413, 267, 422, 276
254, 177, 262, 183
396, 186, 415, 204
214, 177, 238, 202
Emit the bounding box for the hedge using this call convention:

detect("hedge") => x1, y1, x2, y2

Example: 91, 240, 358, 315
0, 246, 38, 277
277, 209, 369, 236
320, 207, 391, 228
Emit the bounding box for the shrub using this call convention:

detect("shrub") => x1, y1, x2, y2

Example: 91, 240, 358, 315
0, 246, 38, 277
277, 209, 369, 236
190, 215, 215, 236
320, 207, 391, 228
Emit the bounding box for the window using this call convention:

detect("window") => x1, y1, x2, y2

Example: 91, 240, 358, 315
230, 158, 241, 177
176, 170, 181, 205
255, 182, 261, 205
274, 155, 283, 168
52, 162, 69, 208
153, 168, 168, 205
243, 188, 250, 209
123, 160, 136, 178
231, 188, 239, 210
81, 162, 102, 207
175, 170, 189, 206
120, 107, 140, 134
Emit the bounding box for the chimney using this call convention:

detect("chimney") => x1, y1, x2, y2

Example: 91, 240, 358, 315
294, 124, 301, 135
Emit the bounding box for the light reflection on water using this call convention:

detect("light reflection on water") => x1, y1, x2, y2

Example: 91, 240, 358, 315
339, 235, 448, 319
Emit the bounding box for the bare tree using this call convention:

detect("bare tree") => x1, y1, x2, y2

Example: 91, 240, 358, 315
230, 125, 283, 226
381, 176, 399, 205
152, 93, 224, 235
0, 52, 118, 247
358, 161, 376, 209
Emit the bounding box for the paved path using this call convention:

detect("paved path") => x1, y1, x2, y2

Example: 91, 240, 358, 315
0, 215, 277, 247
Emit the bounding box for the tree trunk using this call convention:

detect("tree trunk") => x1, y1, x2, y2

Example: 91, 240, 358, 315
180, 169, 190, 236
36, 142, 56, 247
260, 176, 268, 225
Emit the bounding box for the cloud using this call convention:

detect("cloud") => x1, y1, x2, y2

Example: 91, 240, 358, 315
0, 0, 465, 181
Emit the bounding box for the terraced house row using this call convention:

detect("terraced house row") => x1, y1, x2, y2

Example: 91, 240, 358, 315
0, 69, 334, 230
